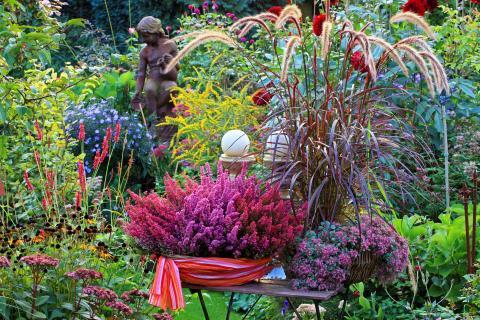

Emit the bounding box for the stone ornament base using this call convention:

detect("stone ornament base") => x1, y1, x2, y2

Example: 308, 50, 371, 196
219, 154, 256, 178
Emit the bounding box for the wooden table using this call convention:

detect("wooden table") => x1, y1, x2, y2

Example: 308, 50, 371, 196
183, 280, 337, 320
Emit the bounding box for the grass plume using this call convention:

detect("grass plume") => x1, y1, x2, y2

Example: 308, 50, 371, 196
390, 12, 436, 40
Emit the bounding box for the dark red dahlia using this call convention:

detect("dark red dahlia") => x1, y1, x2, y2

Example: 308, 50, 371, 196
472, 0, 480, 4
268, 6, 283, 16
313, 14, 327, 36
402, 0, 427, 16
424, 0, 439, 11
350, 51, 368, 73
252, 88, 273, 105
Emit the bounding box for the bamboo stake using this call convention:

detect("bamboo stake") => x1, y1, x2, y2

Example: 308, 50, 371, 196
461, 184, 473, 273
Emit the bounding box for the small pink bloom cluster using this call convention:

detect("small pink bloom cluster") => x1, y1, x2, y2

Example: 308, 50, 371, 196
65, 268, 103, 281
82, 285, 118, 301
153, 313, 174, 320
0, 256, 10, 268
121, 289, 149, 302
124, 164, 304, 259
105, 300, 133, 315
290, 216, 409, 291
20, 254, 59, 268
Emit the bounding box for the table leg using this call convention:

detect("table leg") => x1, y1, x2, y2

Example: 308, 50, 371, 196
314, 300, 321, 320
286, 297, 303, 320
226, 292, 235, 320
196, 290, 210, 320
241, 295, 262, 320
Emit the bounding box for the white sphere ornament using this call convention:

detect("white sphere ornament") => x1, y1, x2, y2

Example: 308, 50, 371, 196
221, 129, 250, 157
265, 132, 290, 157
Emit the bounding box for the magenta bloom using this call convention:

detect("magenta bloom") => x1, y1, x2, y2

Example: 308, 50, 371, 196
20, 254, 59, 268
66, 268, 103, 281
153, 313, 174, 320
124, 164, 305, 259
105, 300, 133, 315
0, 256, 10, 268
83, 285, 118, 301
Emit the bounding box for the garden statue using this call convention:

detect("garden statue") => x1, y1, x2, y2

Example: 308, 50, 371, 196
131, 16, 179, 141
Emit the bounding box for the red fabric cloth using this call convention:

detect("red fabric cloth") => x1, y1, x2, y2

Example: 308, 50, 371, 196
149, 256, 273, 310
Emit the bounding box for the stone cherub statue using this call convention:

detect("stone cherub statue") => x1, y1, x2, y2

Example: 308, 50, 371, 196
132, 16, 179, 140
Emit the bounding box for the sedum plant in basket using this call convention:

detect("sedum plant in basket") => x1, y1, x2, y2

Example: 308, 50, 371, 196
162, 2, 449, 286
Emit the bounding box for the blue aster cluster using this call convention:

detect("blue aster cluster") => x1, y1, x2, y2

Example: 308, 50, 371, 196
65, 99, 153, 174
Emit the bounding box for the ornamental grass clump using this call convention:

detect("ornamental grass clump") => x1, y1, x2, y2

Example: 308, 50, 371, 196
290, 216, 409, 291
124, 164, 304, 259
161, 3, 450, 226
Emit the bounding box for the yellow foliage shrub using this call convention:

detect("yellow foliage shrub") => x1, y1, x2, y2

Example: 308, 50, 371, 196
163, 82, 264, 167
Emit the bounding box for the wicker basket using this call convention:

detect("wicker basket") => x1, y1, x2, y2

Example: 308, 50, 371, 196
347, 251, 380, 284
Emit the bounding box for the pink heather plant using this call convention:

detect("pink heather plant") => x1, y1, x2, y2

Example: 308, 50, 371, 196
105, 300, 133, 315
124, 164, 304, 259
290, 216, 409, 291
82, 285, 118, 301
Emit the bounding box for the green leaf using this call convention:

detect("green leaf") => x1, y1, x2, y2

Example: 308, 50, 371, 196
65, 18, 86, 27
359, 296, 371, 310
24, 32, 52, 42
35, 295, 50, 306
32, 311, 47, 319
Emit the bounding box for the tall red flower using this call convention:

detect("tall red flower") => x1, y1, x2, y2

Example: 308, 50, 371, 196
402, 0, 427, 16
472, 0, 480, 4
114, 122, 121, 143
34, 120, 43, 141
313, 14, 327, 36
34, 150, 41, 168
24, 170, 34, 191
78, 161, 86, 193
75, 191, 82, 209
268, 6, 283, 16
93, 150, 102, 170
252, 88, 273, 105
0, 178, 5, 197
78, 123, 85, 142
350, 51, 369, 73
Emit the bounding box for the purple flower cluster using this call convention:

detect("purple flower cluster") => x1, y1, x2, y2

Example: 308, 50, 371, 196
65, 99, 153, 174
121, 289, 149, 302
345, 216, 409, 283
20, 254, 59, 268
153, 313, 174, 320
65, 268, 103, 281
105, 300, 133, 315
82, 285, 118, 301
124, 164, 304, 259
290, 216, 409, 291
0, 256, 10, 268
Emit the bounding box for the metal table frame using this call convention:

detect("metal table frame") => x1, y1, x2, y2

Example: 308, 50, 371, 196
184, 280, 338, 320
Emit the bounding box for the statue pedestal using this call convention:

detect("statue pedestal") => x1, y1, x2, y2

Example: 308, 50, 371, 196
219, 154, 256, 178
263, 154, 290, 200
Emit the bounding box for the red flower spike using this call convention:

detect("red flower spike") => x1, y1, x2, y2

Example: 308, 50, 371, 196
34, 120, 43, 141
75, 191, 82, 209
0, 178, 5, 197
313, 14, 327, 36
402, 0, 427, 16
114, 122, 121, 143
78, 123, 85, 142
78, 161, 86, 193
24, 170, 34, 191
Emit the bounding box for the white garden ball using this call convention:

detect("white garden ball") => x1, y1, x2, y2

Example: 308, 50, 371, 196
221, 130, 250, 157
265, 132, 290, 157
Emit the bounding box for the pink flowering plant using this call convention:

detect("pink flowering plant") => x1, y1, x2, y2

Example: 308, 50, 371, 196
124, 164, 304, 259
289, 216, 409, 292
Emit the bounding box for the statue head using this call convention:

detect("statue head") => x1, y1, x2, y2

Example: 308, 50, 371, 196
136, 16, 165, 44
